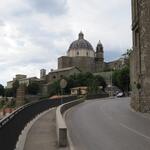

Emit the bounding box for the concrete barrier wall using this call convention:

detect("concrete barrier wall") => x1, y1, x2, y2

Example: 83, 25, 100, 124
56, 98, 84, 147
86, 93, 109, 100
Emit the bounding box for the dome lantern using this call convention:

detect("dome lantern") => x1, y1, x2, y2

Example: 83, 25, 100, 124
79, 31, 84, 39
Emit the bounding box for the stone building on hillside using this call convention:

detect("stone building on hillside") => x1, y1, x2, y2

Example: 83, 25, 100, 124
130, 0, 150, 112
6, 32, 129, 97
40, 67, 81, 96
6, 74, 44, 89
40, 32, 129, 96
58, 32, 128, 73
58, 32, 104, 73
41, 67, 81, 84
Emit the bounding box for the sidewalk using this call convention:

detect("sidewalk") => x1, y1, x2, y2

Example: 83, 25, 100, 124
24, 108, 69, 150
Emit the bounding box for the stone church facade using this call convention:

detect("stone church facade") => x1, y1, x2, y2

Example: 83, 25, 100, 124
58, 32, 104, 73
130, 0, 150, 112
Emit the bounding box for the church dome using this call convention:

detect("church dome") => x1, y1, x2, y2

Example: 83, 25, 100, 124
67, 32, 95, 57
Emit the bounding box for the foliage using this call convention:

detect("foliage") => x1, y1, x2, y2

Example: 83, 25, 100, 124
12, 80, 19, 97
88, 77, 99, 94
48, 72, 107, 96
0, 84, 5, 96
48, 80, 61, 96
5, 88, 13, 97
0, 102, 4, 109
94, 75, 107, 91
27, 82, 40, 95
122, 48, 133, 58
112, 66, 130, 92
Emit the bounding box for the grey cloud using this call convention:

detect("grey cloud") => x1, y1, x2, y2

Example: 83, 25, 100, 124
26, 0, 68, 16
0, 0, 131, 86
104, 50, 123, 62
12, 8, 32, 17
18, 21, 72, 49
0, 20, 5, 26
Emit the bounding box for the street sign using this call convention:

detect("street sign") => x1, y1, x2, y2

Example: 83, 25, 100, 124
60, 79, 67, 89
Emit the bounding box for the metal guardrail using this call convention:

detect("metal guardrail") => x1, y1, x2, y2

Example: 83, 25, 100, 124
0, 96, 77, 150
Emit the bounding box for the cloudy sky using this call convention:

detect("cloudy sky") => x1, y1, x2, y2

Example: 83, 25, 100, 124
0, 0, 132, 86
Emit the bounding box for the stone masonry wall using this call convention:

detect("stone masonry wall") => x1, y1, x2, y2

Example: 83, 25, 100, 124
139, 0, 150, 112
131, 0, 150, 112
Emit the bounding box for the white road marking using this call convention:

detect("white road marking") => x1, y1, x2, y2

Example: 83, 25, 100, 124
120, 123, 150, 141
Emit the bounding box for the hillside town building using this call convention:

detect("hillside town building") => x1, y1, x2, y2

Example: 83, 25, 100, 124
6, 74, 43, 89
39, 32, 128, 96
6, 32, 128, 97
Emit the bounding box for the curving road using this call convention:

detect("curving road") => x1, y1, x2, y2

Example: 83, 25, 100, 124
65, 98, 150, 150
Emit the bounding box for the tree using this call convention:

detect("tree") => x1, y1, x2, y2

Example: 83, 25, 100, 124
48, 80, 61, 96
47, 72, 107, 96
118, 67, 130, 92
112, 66, 130, 92
94, 75, 107, 91
0, 84, 5, 96
122, 48, 133, 58
112, 70, 120, 87
27, 82, 40, 95
12, 80, 19, 97
88, 78, 99, 94
66, 73, 106, 94
5, 88, 13, 97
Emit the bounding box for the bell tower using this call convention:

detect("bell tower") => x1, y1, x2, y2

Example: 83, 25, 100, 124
95, 40, 104, 72
96, 40, 104, 61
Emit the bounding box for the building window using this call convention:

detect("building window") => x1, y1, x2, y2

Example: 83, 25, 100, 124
87, 52, 88, 56
53, 76, 56, 79
77, 51, 79, 56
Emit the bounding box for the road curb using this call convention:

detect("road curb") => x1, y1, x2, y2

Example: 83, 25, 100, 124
56, 98, 84, 148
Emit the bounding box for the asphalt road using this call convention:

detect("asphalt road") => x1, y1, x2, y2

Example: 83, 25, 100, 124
65, 98, 150, 150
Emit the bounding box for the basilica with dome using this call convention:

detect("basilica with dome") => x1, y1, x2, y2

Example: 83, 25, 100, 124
58, 32, 104, 73
40, 32, 127, 96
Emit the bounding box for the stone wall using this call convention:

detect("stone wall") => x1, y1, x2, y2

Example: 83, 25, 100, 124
71, 57, 96, 73
131, 0, 150, 112
58, 56, 104, 73
46, 67, 81, 84
130, 51, 140, 111
16, 85, 26, 106
58, 56, 72, 69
